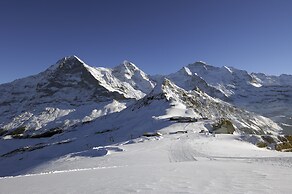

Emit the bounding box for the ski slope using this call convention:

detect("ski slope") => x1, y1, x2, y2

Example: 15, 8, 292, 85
1, 122, 291, 194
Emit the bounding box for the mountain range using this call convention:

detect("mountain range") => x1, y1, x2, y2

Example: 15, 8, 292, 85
0, 55, 291, 177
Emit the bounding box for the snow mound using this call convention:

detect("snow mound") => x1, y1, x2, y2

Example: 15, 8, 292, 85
71, 146, 124, 157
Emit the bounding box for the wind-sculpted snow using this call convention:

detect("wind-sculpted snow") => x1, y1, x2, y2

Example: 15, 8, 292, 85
70, 146, 124, 157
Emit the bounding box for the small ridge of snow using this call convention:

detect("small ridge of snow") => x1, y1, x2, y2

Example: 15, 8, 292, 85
224, 66, 233, 73
183, 67, 192, 76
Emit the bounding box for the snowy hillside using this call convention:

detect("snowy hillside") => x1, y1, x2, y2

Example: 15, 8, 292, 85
0, 75, 285, 174
0, 56, 291, 193
1, 132, 292, 193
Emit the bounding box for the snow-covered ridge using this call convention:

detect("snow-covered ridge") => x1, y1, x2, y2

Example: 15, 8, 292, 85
158, 79, 281, 134
184, 61, 257, 97
251, 73, 292, 86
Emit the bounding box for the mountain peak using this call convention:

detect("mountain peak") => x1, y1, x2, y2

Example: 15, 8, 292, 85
48, 55, 86, 71
57, 55, 85, 67
122, 60, 139, 71
112, 60, 140, 73
150, 78, 177, 97
111, 60, 155, 96
196, 61, 208, 65
63, 55, 81, 61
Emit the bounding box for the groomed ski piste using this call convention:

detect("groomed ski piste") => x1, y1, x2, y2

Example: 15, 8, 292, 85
1, 121, 292, 194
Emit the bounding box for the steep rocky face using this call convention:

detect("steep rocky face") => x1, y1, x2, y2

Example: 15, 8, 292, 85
0, 56, 126, 111
35, 56, 127, 104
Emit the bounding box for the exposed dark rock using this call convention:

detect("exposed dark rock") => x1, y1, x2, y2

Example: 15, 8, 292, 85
169, 116, 198, 123
30, 128, 63, 138
212, 119, 235, 134
1, 143, 47, 157
95, 128, 117, 135
169, 130, 188, 135
143, 132, 162, 137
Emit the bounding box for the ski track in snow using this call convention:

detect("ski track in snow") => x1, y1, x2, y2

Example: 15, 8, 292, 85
169, 136, 210, 162
0, 132, 292, 194
168, 133, 292, 167
0, 165, 127, 180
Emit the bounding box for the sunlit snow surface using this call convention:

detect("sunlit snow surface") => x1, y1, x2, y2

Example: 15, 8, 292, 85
1, 127, 291, 194
0, 95, 291, 193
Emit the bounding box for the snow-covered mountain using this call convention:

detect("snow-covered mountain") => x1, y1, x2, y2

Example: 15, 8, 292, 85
167, 61, 292, 134
166, 66, 228, 100
181, 61, 260, 97
0, 55, 291, 140
251, 73, 292, 86
0, 56, 154, 138
0, 56, 291, 184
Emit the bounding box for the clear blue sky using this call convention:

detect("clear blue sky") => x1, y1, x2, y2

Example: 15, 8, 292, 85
1, 0, 292, 84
